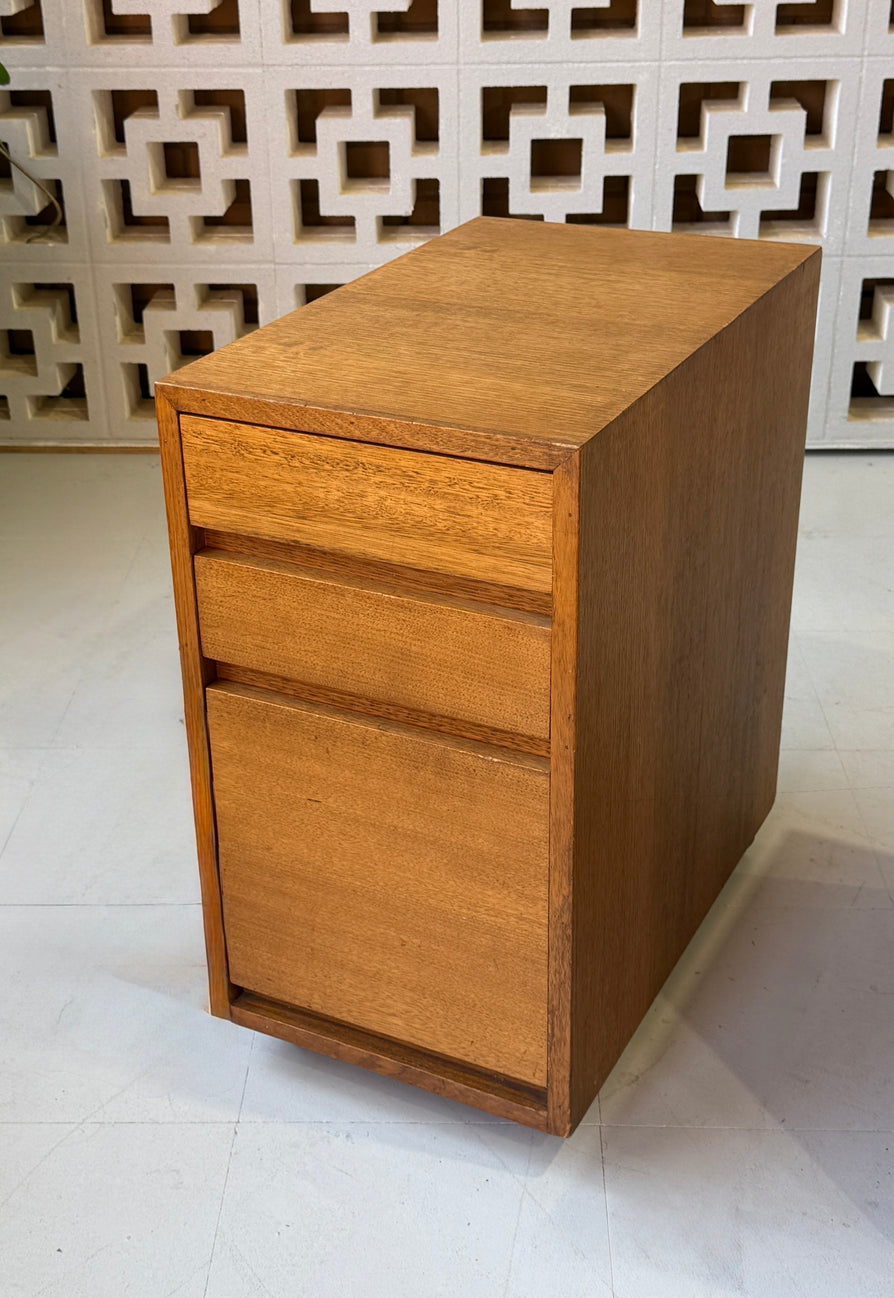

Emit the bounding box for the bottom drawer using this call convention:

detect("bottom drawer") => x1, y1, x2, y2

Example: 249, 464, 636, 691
206, 682, 550, 1085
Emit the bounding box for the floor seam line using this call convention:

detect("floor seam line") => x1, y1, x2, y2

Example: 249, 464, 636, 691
598, 1100, 617, 1298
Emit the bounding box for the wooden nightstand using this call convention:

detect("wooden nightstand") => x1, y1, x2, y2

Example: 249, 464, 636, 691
156, 217, 820, 1136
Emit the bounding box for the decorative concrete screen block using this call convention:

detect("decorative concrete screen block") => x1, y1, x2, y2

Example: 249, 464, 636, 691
0, 280, 83, 428
457, 72, 659, 229
89, 266, 276, 438
652, 66, 857, 248
0, 265, 102, 435
0, 0, 891, 444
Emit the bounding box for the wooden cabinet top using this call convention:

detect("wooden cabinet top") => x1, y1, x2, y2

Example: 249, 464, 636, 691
158, 217, 819, 470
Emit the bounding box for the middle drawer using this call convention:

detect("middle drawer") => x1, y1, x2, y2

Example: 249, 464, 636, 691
195, 549, 551, 744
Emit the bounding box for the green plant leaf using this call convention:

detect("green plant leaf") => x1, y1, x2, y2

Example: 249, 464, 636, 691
0, 64, 10, 87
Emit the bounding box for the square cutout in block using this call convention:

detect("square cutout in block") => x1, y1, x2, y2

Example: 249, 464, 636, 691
295, 179, 356, 242
288, 0, 349, 39
726, 134, 776, 186
0, 329, 37, 377
375, 0, 438, 38
300, 283, 344, 306
344, 141, 390, 187
0, 0, 44, 41
163, 141, 200, 182
530, 138, 583, 182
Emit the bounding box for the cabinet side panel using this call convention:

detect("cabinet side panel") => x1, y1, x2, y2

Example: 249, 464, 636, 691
156, 389, 233, 1017
569, 255, 821, 1124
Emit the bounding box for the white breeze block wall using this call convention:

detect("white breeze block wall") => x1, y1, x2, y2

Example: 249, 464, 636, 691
0, 0, 892, 446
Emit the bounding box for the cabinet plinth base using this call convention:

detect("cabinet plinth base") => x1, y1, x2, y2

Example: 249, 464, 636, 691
230, 992, 552, 1132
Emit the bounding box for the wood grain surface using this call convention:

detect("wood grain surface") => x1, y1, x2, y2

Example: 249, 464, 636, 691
195, 549, 550, 742
550, 251, 821, 1131
200, 528, 551, 615
156, 218, 820, 1134
546, 452, 580, 1137
214, 663, 550, 757
181, 415, 553, 592
158, 217, 818, 469
155, 391, 234, 1017
206, 681, 550, 1085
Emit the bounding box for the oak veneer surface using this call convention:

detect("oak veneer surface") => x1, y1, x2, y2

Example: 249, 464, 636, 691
206, 682, 550, 1086
200, 528, 551, 617
553, 256, 820, 1129
156, 391, 232, 1015
181, 415, 553, 592
160, 218, 817, 469
194, 550, 550, 742
157, 217, 820, 1135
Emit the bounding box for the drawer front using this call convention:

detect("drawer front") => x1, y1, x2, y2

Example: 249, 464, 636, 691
207, 682, 549, 1085
195, 550, 550, 743
180, 416, 553, 595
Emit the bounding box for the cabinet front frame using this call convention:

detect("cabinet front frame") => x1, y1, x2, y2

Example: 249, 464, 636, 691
156, 387, 568, 1133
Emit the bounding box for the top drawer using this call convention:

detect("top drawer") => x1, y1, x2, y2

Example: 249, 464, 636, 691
180, 416, 553, 595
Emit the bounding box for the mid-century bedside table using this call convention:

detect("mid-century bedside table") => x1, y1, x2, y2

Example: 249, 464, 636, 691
156, 217, 819, 1137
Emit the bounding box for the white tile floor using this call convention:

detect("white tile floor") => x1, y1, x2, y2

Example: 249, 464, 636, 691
0, 451, 892, 1298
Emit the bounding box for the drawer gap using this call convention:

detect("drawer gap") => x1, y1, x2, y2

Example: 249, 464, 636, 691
213, 662, 550, 758
202, 528, 552, 617
198, 546, 550, 630
209, 676, 550, 770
